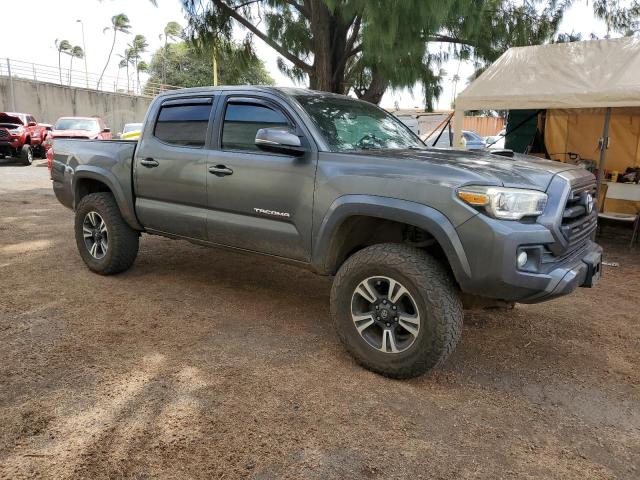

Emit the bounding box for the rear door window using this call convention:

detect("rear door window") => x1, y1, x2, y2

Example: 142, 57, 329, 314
154, 101, 213, 148
221, 102, 290, 152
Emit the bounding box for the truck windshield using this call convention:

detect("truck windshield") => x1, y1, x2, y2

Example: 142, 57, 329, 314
55, 119, 99, 131
294, 95, 425, 152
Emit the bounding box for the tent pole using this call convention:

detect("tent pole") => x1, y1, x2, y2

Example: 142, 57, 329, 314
596, 107, 612, 200
453, 109, 464, 149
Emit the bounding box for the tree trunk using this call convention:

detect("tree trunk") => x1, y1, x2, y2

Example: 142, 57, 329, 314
98, 29, 117, 90
308, 0, 349, 94
356, 69, 388, 105
162, 38, 168, 85
58, 52, 62, 84
135, 58, 139, 94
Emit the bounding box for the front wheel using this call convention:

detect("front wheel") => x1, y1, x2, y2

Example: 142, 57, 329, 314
330, 243, 463, 379
20, 145, 33, 165
74, 192, 139, 275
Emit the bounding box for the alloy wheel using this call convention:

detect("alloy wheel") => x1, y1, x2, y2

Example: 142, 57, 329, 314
351, 276, 420, 354
82, 211, 108, 259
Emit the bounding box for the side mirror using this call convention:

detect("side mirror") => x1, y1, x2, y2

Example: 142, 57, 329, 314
103, 128, 111, 133
255, 128, 305, 156
28, 121, 37, 127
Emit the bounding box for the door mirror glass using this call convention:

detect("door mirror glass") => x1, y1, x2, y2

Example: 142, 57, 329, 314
28, 121, 37, 127
103, 128, 111, 133
255, 128, 304, 155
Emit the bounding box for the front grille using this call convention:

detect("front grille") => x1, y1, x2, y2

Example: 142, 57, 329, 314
0, 130, 9, 139
560, 179, 597, 251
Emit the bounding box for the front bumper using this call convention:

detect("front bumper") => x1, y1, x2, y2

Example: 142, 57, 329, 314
455, 213, 602, 303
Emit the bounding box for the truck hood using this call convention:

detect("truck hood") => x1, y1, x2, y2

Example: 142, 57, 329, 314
353, 148, 582, 190
0, 113, 24, 126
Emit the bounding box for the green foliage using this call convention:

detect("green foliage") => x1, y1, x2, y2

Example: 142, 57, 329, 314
71, 46, 84, 59
591, 0, 639, 36
55, 39, 72, 53
98, 13, 132, 88
163, 21, 184, 41
146, 41, 274, 90
107, 13, 132, 35
182, 0, 568, 109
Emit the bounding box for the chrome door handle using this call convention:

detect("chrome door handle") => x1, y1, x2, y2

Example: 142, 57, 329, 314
208, 165, 233, 177
140, 158, 159, 168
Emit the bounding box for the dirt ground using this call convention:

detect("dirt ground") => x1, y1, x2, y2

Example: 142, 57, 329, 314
0, 158, 638, 480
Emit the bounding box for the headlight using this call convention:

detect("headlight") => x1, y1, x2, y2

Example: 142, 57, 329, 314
457, 185, 547, 220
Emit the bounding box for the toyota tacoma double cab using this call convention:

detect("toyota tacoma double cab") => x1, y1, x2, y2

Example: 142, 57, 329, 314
50, 87, 602, 378
0, 112, 47, 164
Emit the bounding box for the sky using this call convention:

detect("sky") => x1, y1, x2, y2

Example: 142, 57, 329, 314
0, 0, 611, 110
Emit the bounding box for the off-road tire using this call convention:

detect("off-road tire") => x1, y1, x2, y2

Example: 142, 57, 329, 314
330, 243, 463, 379
74, 192, 139, 275
20, 145, 33, 165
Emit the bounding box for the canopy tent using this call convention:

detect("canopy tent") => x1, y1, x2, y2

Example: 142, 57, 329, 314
452, 36, 640, 189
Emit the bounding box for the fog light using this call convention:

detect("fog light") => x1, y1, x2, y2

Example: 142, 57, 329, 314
517, 251, 528, 269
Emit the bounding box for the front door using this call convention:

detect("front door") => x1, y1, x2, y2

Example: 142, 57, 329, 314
206, 94, 317, 261
135, 96, 215, 240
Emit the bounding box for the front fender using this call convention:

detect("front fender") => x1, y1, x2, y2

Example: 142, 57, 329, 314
312, 195, 472, 284
73, 166, 142, 230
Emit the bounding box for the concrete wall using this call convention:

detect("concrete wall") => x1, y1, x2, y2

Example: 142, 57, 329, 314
0, 76, 151, 134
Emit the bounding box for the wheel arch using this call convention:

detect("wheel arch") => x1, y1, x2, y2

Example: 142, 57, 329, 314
312, 195, 472, 284
73, 166, 142, 230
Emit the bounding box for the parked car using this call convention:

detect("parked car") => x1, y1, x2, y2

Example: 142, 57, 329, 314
425, 129, 486, 150
48, 117, 112, 142
50, 86, 602, 379
119, 122, 143, 140
0, 112, 48, 165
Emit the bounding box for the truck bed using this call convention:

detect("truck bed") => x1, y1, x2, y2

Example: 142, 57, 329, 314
51, 139, 139, 227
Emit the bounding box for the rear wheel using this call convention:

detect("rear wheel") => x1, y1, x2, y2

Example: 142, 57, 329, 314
34, 144, 46, 159
330, 243, 463, 378
74, 192, 139, 275
20, 145, 33, 166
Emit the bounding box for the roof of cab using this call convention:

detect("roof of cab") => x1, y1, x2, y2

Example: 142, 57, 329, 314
156, 85, 350, 101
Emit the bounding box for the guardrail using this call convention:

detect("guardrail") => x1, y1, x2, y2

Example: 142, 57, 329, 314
0, 58, 181, 100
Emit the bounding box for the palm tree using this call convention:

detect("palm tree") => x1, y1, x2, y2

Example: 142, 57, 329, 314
68, 46, 84, 86
129, 34, 149, 93
55, 39, 72, 84
116, 48, 135, 93
137, 61, 149, 93
98, 13, 131, 89
115, 56, 127, 92
160, 21, 182, 85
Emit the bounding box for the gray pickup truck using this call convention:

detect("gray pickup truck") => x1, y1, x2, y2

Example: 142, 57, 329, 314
51, 86, 602, 378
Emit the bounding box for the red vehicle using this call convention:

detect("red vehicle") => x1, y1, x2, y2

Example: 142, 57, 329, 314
0, 112, 48, 165
47, 117, 112, 145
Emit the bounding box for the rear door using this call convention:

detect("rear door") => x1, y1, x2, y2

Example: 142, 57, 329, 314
205, 93, 317, 261
134, 95, 216, 240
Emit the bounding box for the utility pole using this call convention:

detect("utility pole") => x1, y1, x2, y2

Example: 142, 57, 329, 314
77, 19, 89, 88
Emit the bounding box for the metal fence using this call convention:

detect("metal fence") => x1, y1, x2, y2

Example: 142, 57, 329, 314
0, 58, 181, 99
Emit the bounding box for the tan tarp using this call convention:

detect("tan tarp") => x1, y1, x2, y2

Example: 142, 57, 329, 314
545, 108, 640, 173
452, 37, 640, 145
